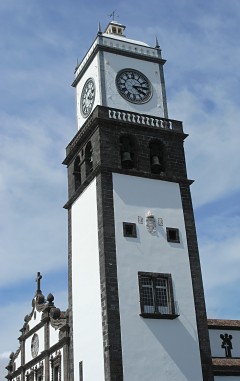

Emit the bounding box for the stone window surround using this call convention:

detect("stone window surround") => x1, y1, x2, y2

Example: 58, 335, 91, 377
50, 351, 61, 381
138, 271, 179, 319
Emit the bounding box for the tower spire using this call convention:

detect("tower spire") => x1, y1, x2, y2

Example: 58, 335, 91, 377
155, 36, 160, 49
98, 21, 102, 35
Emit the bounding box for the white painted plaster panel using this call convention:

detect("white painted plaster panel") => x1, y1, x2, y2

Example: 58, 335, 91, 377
76, 55, 100, 130
215, 377, 240, 380
14, 351, 21, 369
28, 306, 42, 331
103, 52, 165, 117
113, 173, 203, 381
209, 329, 240, 358
71, 179, 104, 381
25, 326, 45, 364
49, 324, 59, 348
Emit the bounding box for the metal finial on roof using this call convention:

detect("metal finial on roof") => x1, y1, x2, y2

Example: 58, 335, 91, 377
155, 36, 160, 49
74, 58, 80, 73
108, 10, 119, 21
98, 21, 102, 34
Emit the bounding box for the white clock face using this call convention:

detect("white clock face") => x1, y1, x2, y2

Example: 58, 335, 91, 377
31, 333, 39, 358
80, 78, 96, 118
116, 69, 152, 104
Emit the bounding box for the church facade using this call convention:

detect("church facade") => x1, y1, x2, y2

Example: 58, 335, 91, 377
6, 21, 240, 381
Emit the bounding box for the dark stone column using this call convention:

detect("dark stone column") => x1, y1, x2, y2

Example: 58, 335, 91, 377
96, 172, 123, 381
44, 320, 50, 381
180, 182, 214, 381
67, 208, 74, 380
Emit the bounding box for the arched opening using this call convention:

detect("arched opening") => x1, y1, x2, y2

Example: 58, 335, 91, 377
149, 141, 165, 174
73, 156, 81, 190
85, 141, 93, 177
120, 135, 135, 169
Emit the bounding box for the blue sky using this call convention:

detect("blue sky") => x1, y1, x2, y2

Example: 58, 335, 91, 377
1, 0, 240, 377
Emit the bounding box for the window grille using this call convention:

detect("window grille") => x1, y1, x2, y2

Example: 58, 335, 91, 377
138, 272, 179, 319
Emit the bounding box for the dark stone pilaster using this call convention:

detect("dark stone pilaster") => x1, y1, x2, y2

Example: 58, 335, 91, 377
96, 172, 123, 381
67, 208, 74, 380
44, 320, 50, 381
180, 182, 214, 381
21, 340, 25, 380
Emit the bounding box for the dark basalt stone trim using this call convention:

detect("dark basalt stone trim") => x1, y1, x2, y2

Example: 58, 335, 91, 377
213, 359, 240, 376
208, 319, 240, 330
158, 62, 168, 118
64, 165, 193, 210
44, 318, 50, 381
214, 370, 240, 376
180, 182, 214, 381
96, 172, 123, 381
140, 313, 179, 320
67, 208, 74, 381
18, 316, 48, 341
64, 166, 100, 209
72, 43, 166, 88
209, 326, 240, 331
98, 50, 107, 107
19, 316, 68, 342
63, 106, 185, 165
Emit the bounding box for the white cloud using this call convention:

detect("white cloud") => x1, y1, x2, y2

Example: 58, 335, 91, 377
169, 86, 240, 208
0, 352, 11, 359
198, 211, 240, 318
0, 110, 71, 287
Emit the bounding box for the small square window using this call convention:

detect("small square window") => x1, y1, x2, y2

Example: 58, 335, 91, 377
166, 227, 180, 243
123, 222, 137, 238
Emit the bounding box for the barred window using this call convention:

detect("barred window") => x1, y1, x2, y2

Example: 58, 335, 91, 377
138, 272, 179, 319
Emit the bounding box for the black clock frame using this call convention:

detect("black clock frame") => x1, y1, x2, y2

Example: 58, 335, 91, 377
116, 68, 152, 104
80, 78, 96, 118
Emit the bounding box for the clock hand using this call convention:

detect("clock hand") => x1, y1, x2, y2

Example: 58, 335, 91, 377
132, 85, 147, 95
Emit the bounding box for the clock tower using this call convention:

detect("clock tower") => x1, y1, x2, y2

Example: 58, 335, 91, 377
64, 21, 213, 381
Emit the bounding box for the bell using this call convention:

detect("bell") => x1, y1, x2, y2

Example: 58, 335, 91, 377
151, 155, 161, 173
121, 151, 133, 168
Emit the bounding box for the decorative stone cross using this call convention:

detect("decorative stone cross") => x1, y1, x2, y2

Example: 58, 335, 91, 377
220, 333, 233, 358
36, 272, 42, 292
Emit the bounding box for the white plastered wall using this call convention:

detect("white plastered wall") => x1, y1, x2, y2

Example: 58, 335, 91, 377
28, 307, 42, 330
25, 326, 44, 364
103, 52, 164, 117
49, 324, 59, 348
71, 179, 104, 381
14, 351, 21, 369
112, 173, 203, 381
